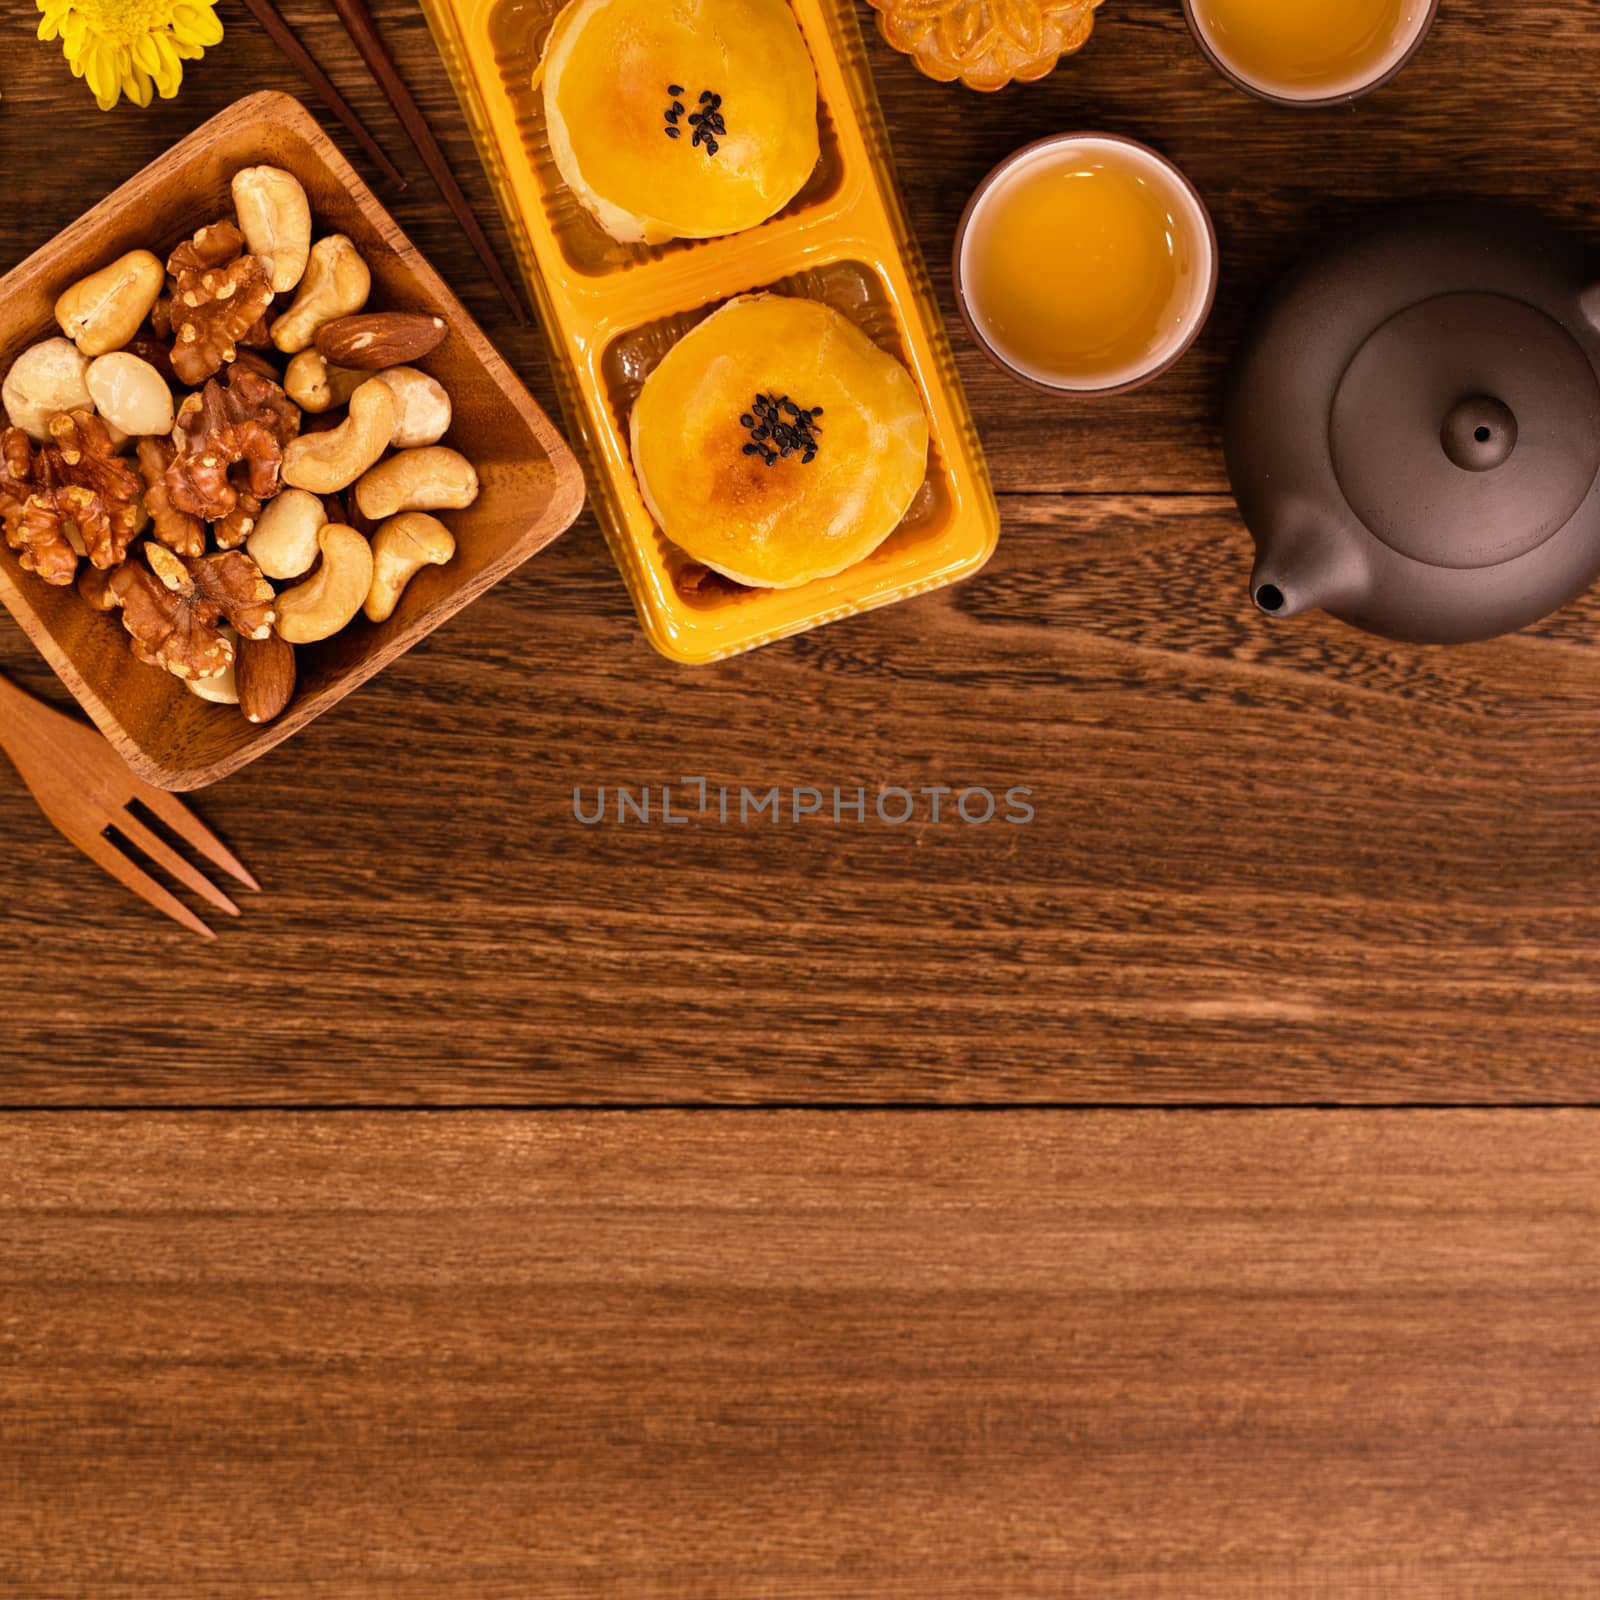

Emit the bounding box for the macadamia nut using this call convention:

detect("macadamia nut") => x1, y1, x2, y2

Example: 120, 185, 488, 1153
2, 338, 94, 442
247, 488, 327, 581
86, 352, 174, 438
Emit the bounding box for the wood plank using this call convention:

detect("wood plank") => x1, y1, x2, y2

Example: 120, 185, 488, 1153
2, 1109, 1598, 1595
8, 494, 1600, 1104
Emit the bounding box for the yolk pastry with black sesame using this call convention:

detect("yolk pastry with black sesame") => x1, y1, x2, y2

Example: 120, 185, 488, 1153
630, 294, 930, 588
536, 0, 821, 245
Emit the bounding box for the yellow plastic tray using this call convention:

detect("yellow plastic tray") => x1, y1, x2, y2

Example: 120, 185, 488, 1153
419, 0, 1000, 663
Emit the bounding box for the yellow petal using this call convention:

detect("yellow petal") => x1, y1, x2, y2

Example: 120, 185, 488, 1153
123, 64, 154, 106
83, 40, 115, 98
151, 27, 181, 80
131, 31, 162, 75
171, 4, 224, 46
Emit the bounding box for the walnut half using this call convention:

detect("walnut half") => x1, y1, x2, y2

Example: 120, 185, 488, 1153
167, 221, 277, 388
102, 543, 275, 681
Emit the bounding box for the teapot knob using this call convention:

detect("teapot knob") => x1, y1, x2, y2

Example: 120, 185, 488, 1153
1440, 396, 1517, 472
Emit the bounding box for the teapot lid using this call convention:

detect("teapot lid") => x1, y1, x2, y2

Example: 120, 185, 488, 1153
1330, 291, 1600, 569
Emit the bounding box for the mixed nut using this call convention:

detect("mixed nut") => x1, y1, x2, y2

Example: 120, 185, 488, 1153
0, 165, 479, 726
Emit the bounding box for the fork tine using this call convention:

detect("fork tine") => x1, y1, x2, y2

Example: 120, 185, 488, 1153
115, 810, 241, 919
130, 786, 261, 892
75, 831, 215, 940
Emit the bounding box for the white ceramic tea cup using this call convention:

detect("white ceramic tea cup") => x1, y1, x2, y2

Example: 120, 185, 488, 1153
952, 133, 1218, 397
1182, 0, 1440, 106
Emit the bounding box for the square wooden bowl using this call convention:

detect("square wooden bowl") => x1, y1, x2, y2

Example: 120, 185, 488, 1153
0, 90, 585, 791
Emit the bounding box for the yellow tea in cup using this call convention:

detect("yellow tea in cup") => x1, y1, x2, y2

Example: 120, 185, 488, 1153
955, 135, 1216, 394
1186, 0, 1436, 103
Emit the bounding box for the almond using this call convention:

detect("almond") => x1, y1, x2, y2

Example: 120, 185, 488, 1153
236, 631, 298, 724
315, 312, 448, 370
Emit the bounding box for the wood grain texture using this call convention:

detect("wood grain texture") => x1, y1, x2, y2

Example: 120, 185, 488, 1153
4, 2, 1600, 1101
2, 1110, 1598, 1596
10, 495, 1600, 1102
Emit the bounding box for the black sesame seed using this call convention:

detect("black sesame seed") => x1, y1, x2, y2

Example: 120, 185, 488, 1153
802, 450, 816, 463
811, 406, 823, 416
668, 82, 683, 94
665, 126, 680, 137
700, 89, 713, 101
742, 442, 758, 455
739, 413, 754, 427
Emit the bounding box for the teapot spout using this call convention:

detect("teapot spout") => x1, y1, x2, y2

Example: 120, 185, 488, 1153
1249, 522, 1369, 621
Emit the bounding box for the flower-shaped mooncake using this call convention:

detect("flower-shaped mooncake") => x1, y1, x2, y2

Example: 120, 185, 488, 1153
868, 0, 1104, 91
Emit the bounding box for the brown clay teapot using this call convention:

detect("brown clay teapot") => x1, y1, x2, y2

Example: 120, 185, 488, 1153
1226, 204, 1600, 643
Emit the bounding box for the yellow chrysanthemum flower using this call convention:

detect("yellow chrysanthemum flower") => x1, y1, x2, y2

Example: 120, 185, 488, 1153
36, 0, 224, 111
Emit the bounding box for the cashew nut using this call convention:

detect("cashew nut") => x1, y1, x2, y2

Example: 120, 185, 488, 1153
246, 488, 327, 580
364, 512, 456, 622
86, 352, 174, 438
377, 367, 453, 449
231, 166, 312, 294
281, 379, 398, 494
274, 525, 375, 644
2, 338, 93, 441
55, 249, 164, 357
270, 235, 371, 355
186, 626, 240, 704
354, 446, 479, 521
283, 349, 366, 414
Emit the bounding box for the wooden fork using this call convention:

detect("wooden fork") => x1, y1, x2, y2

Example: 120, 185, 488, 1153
0, 668, 259, 939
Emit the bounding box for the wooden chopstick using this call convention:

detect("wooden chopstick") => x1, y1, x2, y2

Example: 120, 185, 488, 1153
236, 0, 409, 190
328, 0, 530, 324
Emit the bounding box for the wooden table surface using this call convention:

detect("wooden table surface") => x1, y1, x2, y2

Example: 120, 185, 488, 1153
3, 2, 1599, 1593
